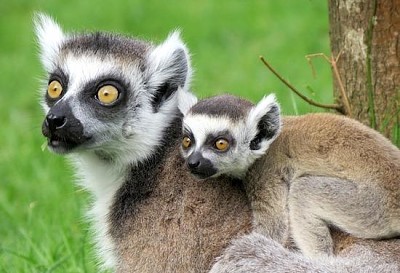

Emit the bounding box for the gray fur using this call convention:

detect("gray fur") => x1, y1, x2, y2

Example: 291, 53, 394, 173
209, 232, 400, 273
182, 94, 400, 260
289, 176, 397, 257
190, 94, 253, 120
247, 114, 400, 258
61, 32, 150, 61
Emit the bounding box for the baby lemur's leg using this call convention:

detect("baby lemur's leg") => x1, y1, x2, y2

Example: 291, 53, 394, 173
288, 176, 392, 258
246, 174, 289, 244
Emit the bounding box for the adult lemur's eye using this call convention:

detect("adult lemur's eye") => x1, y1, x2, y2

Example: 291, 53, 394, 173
182, 136, 192, 149
215, 138, 229, 151
47, 80, 63, 99
97, 85, 119, 105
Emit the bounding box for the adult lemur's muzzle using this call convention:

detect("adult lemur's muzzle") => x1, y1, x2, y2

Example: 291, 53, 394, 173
42, 102, 87, 153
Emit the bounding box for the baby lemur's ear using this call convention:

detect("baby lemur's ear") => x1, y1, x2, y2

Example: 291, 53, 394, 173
34, 13, 66, 71
145, 31, 192, 112
247, 94, 281, 152
177, 88, 198, 115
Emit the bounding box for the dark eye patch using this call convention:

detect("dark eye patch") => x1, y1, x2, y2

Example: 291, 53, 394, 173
45, 68, 69, 106
182, 127, 195, 145
204, 130, 236, 150
77, 74, 130, 120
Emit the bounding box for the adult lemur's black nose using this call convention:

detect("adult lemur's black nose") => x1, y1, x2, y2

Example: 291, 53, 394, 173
45, 113, 67, 132
41, 103, 87, 153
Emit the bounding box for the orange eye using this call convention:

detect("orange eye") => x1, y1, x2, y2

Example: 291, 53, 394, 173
47, 80, 63, 99
182, 136, 192, 149
215, 138, 229, 151
97, 85, 119, 105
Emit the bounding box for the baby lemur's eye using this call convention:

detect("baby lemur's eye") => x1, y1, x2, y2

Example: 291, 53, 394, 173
182, 136, 192, 149
215, 138, 229, 152
47, 80, 63, 99
97, 85, 119, 105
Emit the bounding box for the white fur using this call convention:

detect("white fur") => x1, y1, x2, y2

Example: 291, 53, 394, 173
69, 153, 126, 268
246, 94, 281, 157
36, 14, 193, 270
177, 87, 198, 115
182, 94, 280, 179
34, 13, 65, 71
146, 30, 192, 96
183, 115, 259, 178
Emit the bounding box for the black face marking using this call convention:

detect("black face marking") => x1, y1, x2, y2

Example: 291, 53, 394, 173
250, 104, 280, 150
190, 95, 253, 120
79, 75, 130, 121
42, 100, 89, 153
182, 127, 194, 139
204, 130, 236, 152
151, 48, 188, 112
151, 82, 176, 112
45, 69, 69, 106
181, 127, 195, 149
186, 151, 218, 179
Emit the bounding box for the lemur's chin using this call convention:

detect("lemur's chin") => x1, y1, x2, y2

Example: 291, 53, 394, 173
46, 135, 92, 154
190, 170, 218, 180
47, 138, 80, 154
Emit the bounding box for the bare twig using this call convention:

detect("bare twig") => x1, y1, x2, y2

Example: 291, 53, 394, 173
259, 56, 342, 112
305, 52, 352, 116
330, 52, 352, 116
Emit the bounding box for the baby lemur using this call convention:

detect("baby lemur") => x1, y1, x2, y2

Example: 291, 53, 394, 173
180, 93, 400, 258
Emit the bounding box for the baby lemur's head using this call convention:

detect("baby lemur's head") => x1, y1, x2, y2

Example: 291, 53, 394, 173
179, 93, 281, 179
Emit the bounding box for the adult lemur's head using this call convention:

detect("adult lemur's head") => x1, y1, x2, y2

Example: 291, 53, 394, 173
35, 13, 192, 163
179, 94, 281, 179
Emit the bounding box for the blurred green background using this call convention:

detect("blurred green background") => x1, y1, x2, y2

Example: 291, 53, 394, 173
0, 1, 332, 272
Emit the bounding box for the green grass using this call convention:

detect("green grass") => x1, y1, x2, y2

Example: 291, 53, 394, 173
0, 1, 332, 271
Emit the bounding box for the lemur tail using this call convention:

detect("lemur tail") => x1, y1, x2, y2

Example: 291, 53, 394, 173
209, 232, 399, 273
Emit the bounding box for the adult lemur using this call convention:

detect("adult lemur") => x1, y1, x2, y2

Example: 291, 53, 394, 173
36, 14, 399, 272
180, 94, 400, 258
36, 14, 252, 272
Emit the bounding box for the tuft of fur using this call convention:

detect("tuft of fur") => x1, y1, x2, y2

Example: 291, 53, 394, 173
209, 232, 400, 273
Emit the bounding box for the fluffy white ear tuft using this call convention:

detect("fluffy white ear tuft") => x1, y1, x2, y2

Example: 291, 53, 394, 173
146, 30, 192, 111
177, 88, 198, 115
247, 93, 281, 153
34, 12, 65, 71
147, 30, 192, 89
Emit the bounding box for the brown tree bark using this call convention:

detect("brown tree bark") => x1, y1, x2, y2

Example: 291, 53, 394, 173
328, 0, 400, 144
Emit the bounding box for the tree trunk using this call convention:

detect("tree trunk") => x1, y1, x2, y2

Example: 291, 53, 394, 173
328, 0, 400, 145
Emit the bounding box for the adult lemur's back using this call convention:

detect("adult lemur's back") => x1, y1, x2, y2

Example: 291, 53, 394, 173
36, 14, 399, 272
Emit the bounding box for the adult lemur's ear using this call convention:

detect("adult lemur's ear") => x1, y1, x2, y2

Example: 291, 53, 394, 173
247, 94, 281, 152
34, 13, 65, 71
146, 31, 192, 112
177, 88, 198, 115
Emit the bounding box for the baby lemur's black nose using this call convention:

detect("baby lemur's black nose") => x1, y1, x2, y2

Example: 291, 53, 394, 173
187, 152, 203, 169
186, 152, 218, 179
46, 113, 67, 132
188, 158, 200, 169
